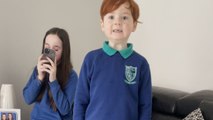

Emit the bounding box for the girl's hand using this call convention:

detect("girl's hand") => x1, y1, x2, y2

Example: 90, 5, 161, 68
42, 56, 57, 82
37, 55, 49, 81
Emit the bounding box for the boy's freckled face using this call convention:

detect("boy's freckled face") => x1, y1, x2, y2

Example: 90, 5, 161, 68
101, 2, 137, 43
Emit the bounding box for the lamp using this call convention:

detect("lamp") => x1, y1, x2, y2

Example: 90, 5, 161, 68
0, 84, 16, 108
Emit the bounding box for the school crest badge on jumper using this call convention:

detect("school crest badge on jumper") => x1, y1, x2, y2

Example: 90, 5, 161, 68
125, 65, 137, 84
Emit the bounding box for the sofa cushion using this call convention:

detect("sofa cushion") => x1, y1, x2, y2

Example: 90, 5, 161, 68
199, 100, 213, 120
152, 111, 181, 120
152, 86, 189, 115
182, 108, 204, 120
176, 90, 213, 117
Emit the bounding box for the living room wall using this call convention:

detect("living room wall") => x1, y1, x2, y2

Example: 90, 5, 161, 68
132, 0, 213, 92
1, 0, 213, 119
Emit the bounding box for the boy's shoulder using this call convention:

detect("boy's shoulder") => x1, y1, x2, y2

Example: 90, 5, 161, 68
87, 48, 102, 54
84, 48, 104, 60
132, 51, 148, 62
86, 48, 103, 57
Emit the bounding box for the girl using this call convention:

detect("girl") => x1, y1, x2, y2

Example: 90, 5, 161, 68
23, 27, 78, 120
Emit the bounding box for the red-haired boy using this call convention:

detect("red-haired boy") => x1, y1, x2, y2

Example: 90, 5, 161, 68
74, 0, 152, 120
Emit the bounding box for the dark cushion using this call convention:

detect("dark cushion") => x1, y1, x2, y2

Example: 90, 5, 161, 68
199, 100, 213, 120
176, 90, 213, 117
152, 86, 189, 114
152, 111, 181, 120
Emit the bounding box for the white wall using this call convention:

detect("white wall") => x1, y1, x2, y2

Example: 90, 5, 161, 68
1, 0, 213, 119
0, 1, 103, 120
132, 0, 213, 92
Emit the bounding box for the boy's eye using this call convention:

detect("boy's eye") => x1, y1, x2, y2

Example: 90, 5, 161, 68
122, 16, 128, 20
108, 15, 114, 20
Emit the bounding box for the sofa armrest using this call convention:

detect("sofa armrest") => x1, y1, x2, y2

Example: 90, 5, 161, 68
152, 86, 189, 115
199, 100, 213, 120
176, 90, 213, 117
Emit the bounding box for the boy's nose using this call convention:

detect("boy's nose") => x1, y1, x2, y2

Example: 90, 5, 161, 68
114, 23, 121, 26
114, 19, 122, 25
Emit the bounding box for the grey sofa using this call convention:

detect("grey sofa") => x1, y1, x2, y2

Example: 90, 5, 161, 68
152, 86, 213, 120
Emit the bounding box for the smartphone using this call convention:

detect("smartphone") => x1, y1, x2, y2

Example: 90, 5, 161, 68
42, 48, 55, 62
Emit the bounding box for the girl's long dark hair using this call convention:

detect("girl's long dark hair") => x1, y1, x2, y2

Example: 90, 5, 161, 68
36, 27, 73, 111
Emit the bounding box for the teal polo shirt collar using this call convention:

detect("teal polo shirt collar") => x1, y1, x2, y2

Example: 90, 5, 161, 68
102, 41, 133, 59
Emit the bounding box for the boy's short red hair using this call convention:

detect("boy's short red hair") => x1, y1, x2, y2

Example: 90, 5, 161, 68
100, 0, 140, 22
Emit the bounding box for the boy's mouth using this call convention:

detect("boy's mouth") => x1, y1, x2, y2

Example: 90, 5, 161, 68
113, 29, 123, 33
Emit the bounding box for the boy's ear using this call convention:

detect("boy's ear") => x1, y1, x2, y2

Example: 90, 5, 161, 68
100, 19, 104, 32
132, 22, 137, 32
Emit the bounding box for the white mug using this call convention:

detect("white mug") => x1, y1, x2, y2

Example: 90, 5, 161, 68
0, 84, 16, 108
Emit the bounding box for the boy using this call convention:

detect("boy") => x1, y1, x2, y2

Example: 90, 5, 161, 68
74, 0, 152, 120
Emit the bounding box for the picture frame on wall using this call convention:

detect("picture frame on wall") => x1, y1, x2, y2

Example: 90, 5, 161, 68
0, 109, 20, 120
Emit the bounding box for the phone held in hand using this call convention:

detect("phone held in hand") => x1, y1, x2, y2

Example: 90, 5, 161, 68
42, 48, 55, 62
